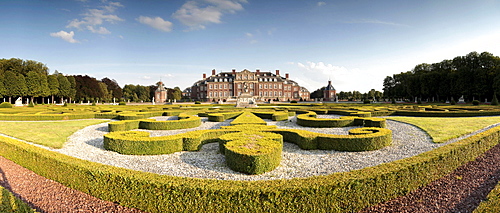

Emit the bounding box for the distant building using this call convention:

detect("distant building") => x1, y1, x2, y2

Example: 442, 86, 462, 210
154, 81, 168, 103
323, 80, 337, 101
190, 69, 310, 102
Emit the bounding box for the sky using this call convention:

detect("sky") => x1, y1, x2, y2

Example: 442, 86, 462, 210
1, 0, 500, 93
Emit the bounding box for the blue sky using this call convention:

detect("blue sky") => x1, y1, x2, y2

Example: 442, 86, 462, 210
1, 0, 500, 93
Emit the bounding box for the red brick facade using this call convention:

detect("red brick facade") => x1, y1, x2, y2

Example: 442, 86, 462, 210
190, 69, 310, 102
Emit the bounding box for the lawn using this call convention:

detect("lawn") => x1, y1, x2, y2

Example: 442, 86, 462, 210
388, 116, 500, 143
0, 119, 108, 148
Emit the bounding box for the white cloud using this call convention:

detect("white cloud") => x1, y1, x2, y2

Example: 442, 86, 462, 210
137, 16, 173, 32
317, 2, 326, 6
66, 1, 124, 34
245, 32, 253, 37
345, 19, 408, 27
142, 76, 152, 80
172, 0, 247, 31
50, 30, 79, 43
87, 26, 111, 34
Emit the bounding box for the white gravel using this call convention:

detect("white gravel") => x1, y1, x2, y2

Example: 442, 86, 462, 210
10, 115, 500, 181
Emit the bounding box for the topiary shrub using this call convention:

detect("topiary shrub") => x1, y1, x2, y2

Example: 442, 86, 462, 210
492, 93, 499, 106
290, 100, 297, 103
363, 99, 371, 104
0, 102, 13, 108
391, 98, 396, 104
472, 100, 480, 105
451, 98, 456, 105
28, 102, 35, 107
195, 101, 201, 104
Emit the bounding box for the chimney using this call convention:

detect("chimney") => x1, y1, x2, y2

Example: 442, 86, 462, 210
285, 73, 289, 79
232, 69, 236, 74
203, 73, 206, 79
276, 70, 280, 76
212, 69, 216, 76
256, 69, 260, 75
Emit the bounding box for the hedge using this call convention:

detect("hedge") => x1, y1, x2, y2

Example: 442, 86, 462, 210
0, 185, 35, 212
474, 181, 500, 212
220, 132, 283, 174
108, 114, 201, 132
230, 112, 267, 126
1, 125, 499, 212
207, 112, 242, 122
296, 111, 386, 128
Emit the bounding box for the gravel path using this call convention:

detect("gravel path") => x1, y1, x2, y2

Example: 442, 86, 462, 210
2, 115, 500, 212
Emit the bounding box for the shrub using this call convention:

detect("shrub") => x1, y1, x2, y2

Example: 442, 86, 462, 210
472, 100, 480, 105
363, 99, 371, 104
391, 98, 396, 104
290, 100, 298, 103
119, 102, 126, 105
451, 98, 456, 105
195, 101, 201, 104
492, 93, 499, 106
0, 102, 13, 108
28, 102, 35, 107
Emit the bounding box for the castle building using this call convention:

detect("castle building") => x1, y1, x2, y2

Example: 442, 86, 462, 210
190, 69, 310, 102
323, 80, 337, 102
154, 81, 168, 103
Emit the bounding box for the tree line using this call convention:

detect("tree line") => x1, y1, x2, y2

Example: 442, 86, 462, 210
0, 58, 122, 104
383, 51, 500, 103
310, 88, 383, 101
0, 58, 184, 104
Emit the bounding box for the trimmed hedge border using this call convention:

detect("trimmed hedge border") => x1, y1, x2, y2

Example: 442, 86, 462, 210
1, 125, 499, 212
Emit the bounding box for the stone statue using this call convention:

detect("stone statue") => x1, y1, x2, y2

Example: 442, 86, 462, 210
243, 82, 249, 93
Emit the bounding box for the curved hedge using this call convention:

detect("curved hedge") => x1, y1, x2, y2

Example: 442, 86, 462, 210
220, 132, 283, 174
1, 125, 499, 212
1, 185, 35, 212
296, 111, 386, 128
108, 113, 201, 132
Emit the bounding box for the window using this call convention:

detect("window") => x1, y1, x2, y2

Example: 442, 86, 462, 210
209, 92, 212, 97
238, 84, 241, 89
224, 84, 227, 89
264, 92, 268, 96
274, 84, 277, 89
224, 92, 227, 96
274, 91, 277, 96
244, 75, 247, 80
219, 92, 222, 97
250, 83, 254, 89
229, 84, 233, 89
264, 84, 267, 89
260, 92, 263, 96
259, 84, 262, 89
279, 91, 282, 96
209, 84, 212, 89
250, 91, 254, 96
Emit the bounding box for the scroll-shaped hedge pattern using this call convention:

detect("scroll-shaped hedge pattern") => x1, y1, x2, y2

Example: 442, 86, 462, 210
103, 112, 392, 173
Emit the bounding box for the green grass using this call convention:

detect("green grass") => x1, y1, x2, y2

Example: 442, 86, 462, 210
388, 116, 500, 143
0, 119, 108, 148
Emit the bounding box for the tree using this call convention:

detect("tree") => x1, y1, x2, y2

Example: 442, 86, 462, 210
3, 70, 17, 102
47, 75, 59, 104
66, 76, 76, 103
98, 82, 112, 102
57, 75, 71, 103
0, 73, 5, 99
309, 87, 325, 99
168, 87, 182, 101
26, 71, 42, 104
101, 77, 123, 100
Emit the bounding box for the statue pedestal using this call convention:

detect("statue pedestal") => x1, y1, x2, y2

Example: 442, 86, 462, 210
236, 93, 257, 108
14, 97, 23, 107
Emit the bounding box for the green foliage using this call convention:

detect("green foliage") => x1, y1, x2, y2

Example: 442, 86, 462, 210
290, 100, 297, 103
0, 102, 13, 108
119, 101, 126, 105
474, 181, 500, 212
28, 102, 34, 107
491, 92, 499, 105
363, 99, 371, 104
0, 185, 36, 212
472, 100, 480, 105
221, 132, 283, 174
195, 101, 201, 104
